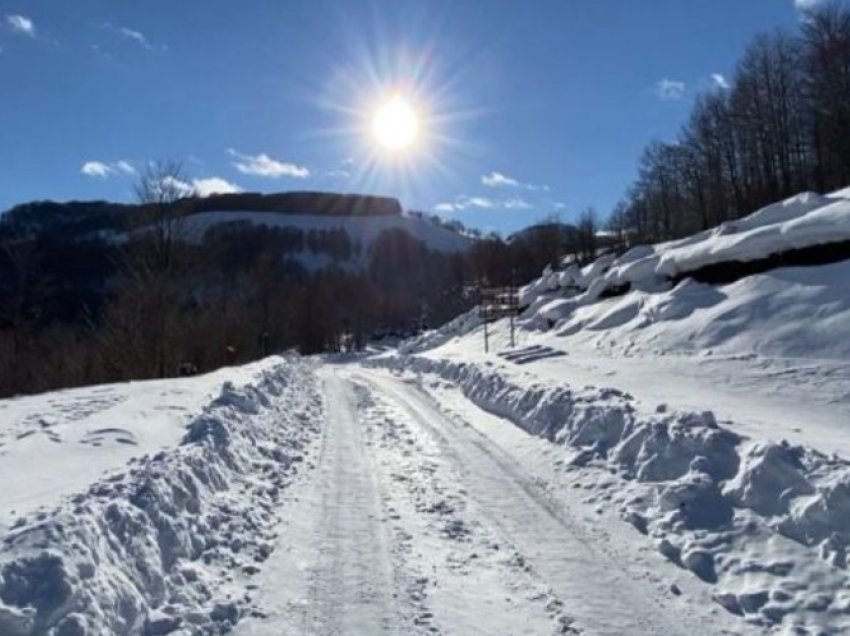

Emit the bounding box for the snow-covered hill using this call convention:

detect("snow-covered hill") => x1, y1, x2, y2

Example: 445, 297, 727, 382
373, 186, 850, 633
181, 210, 473, 257
518, 187, 850, 361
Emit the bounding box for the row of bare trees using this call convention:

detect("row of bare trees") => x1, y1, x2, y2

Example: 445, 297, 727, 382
608, 4, 850, 244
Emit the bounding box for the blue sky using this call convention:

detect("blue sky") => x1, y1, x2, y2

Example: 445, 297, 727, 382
0, 0, 823, 234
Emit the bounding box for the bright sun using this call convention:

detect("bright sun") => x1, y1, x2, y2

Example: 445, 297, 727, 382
372, 96, 419, 151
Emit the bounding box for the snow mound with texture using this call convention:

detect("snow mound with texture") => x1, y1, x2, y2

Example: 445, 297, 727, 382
371, 353, 850, 632
515, 187, 850, 361
0, 357, 321, 636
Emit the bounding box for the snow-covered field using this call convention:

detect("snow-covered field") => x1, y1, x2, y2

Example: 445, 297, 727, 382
1, 188, 848, 634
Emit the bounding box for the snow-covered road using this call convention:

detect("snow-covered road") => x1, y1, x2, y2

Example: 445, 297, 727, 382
240, 366, 747, 635
237, 371, 399, 635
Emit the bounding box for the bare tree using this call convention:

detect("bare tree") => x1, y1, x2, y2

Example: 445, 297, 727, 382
577, 207, 598, 263
102, 161, 195, 378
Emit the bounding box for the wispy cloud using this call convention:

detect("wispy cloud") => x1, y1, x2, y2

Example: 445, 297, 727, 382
435, 195, 539, 214
481, 171, 549, 192
6, 14, 35, 37
227, 149, 310, 179
80, 160, 136, 178
118, 26, 151, 50
656, 78, 686, 101
503, 197, 532, 210
434, 196, 495, 213
710, 73, 730, 90
482, 171, 520, 188
794, 0, 825, 9
100, 22, 162, 51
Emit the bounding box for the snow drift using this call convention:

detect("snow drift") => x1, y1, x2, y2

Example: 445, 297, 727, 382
370, 353, 850, 632
516, 187, 850, 361
0, 356, 322, 636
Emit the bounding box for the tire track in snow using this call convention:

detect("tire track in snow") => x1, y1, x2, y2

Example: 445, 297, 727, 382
355, 379, 575, 635
237, 371, 400, 635
358, 370, 692, 636
303, 372, 400, 634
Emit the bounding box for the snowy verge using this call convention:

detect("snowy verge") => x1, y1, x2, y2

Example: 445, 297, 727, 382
398, 308, 482, 355
368, 353, 850, 632
0, 356, 322, 636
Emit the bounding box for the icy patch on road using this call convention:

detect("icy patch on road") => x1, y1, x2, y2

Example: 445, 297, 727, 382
0, 357, 322, 636
371, 354, 850, 633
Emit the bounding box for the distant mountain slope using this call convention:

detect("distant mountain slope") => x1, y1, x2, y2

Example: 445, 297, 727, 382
1, 191, 404, 236
182, 210, 472, 256
0, 191, 473, 266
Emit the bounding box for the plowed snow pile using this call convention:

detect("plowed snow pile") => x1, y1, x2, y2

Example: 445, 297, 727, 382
376, 187, 850, 633
0, 356, 322, 635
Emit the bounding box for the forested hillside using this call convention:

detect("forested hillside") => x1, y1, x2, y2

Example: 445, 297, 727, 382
0, 180, 577, 397
608, 5, 850, 244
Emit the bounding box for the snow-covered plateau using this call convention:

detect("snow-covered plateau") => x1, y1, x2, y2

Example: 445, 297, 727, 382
0, 187, 848, 635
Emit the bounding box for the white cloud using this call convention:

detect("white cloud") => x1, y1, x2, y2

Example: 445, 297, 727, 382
81, 159, 136, 178
159, 175, 194, 197
192, 177, 242, 197
81, 161, 113, 178
114, 160, 136, 174
482, 171, 520, 188
795, 0, 825, 9
710, 73, 730, 90
227, 148, 310, 179
150, 175, 242, 198
481, 171, 549, 192
6, 14, 35, 36
657, 78, 686, 101
434, 196, 495, 213
435, 195, 538, 214
118, 26, 152, 50
100, 23, 162, 51
503, 197, 532, 210
465, 197, 494, 208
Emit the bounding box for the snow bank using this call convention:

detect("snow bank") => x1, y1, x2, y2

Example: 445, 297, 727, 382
546, 260, 850, 360
0, 356, 322, 636
515, 189, 850, 350
506, 188, 850, 361
398, 308, 482, 355
372, 354, 850, 632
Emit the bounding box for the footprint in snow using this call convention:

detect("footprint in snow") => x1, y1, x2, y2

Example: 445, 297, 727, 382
79, 427, 138, 447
